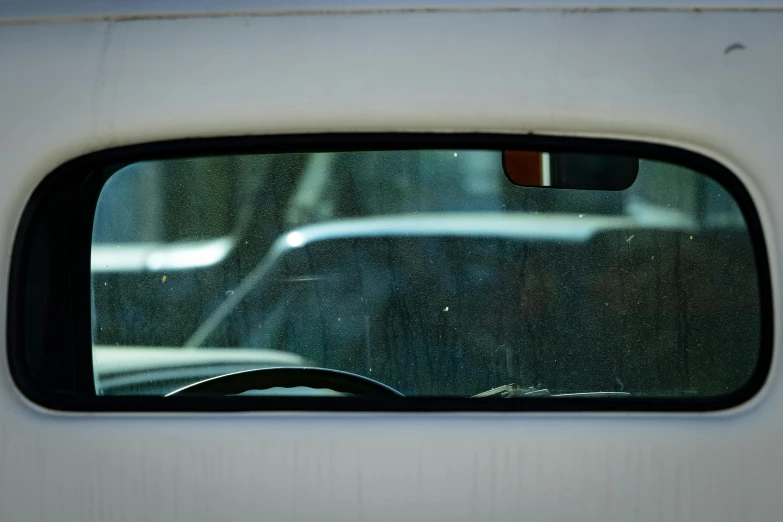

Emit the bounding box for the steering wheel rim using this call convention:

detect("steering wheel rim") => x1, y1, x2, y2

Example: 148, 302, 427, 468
166, 366, 405, 397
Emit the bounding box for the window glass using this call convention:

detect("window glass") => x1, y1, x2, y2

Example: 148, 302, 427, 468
91, 149, 760, 399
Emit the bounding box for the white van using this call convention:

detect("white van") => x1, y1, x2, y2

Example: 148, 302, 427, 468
1, 1, 780, 520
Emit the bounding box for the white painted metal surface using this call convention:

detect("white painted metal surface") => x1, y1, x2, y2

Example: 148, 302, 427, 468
1, 4, 781, 522
3, 0, 783, 25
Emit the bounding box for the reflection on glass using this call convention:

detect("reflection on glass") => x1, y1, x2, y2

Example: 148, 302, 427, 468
91, 150, 759, 399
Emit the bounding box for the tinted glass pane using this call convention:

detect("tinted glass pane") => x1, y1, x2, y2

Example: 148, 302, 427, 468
91, 150, 760, 399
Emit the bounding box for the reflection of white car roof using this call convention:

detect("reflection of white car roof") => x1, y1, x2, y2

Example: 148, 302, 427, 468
283, 211, 694, 245
92, 237, 234, 273
185, 211, 695, 347
91, 209, 695, 273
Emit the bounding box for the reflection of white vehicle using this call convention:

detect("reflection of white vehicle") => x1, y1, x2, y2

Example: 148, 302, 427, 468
91, 237, 235, 273
177, 207, 751, 400
187, 211, 695, 348
95, 211, 698, 397
93, 346, 308, 395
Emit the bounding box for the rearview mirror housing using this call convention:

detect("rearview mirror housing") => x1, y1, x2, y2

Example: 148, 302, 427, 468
503, 151, 639, 191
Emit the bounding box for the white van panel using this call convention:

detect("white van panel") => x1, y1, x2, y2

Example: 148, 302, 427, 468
0, 9, 781, 522
3, 0, 783, 25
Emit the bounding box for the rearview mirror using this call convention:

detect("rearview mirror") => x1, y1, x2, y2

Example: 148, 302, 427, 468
502, 151, 639, 191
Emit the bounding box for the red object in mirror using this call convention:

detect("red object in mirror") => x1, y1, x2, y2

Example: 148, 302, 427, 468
502, 151, 544, 186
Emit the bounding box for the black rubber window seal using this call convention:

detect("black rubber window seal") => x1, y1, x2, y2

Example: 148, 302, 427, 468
6, 132, 773, 412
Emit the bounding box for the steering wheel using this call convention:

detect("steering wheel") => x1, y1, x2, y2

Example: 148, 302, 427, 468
166, 367, 405, 397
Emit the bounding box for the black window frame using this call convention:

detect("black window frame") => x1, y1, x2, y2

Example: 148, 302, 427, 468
7, 133, 773, 412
